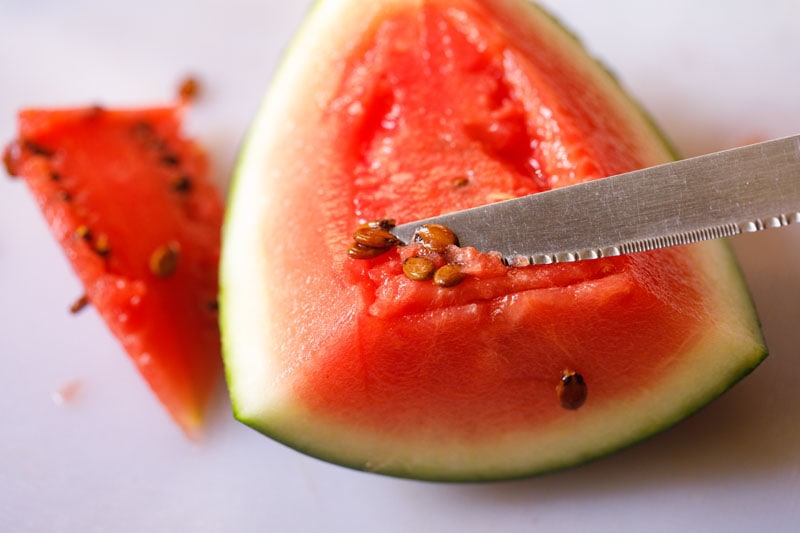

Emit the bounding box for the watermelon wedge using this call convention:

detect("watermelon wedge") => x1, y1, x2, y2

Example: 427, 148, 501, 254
5, 105, 224, 434
221, 0, 767, 480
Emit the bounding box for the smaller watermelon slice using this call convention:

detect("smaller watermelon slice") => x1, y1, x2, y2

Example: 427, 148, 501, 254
5, 105, 224, 433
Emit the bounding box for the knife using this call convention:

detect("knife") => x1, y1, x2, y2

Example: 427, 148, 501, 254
390, 134, 800, 265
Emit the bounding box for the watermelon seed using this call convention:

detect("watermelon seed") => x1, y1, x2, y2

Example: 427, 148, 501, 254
362, 218, 396, 230
206, 299, 219, 312
348, 219, 399, 259
57, 190, 72, 202
402, 256, 436, 281
487, 191, 516, 203
74, 225, 92, 241
348, 241, 391, 260
149, 242, 181, 278
23, 140, 54, 158
84, 105, 105, 120
131, 122, 166, 151
3, 140, 21, 177
132, 121, 155, 139
171, 175, 193, 193
557, 370, 587, 410
50, 172, 61, 182
433, 264, 465, 287
69, 294, 90, 314
413, 224, 458, 253
160, 154, 181, 166
93, 233, 111, 257
178, 75, 201, 103
452, 176, 469, 188
353, 226, 398, 248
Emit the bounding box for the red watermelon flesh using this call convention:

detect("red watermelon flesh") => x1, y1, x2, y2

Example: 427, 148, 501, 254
221, 0, 765, 479
300, 3, 704, 434
6, 106, 224, 434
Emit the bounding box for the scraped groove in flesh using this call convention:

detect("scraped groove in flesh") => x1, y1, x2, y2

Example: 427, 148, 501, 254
335, 6, 554, 224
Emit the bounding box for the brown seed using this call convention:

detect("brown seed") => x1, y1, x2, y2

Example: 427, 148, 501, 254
557, 370, 588, 410
362, 218, 396, 230
402, 256, 436, 281
57, 190, 72, 202
206, 299, 219, 312
69, 294, 90, 314
74, 225, 92, 241
178, 76, 201, 102
353, 226, 398, 248
452, 176, 469, 188
414, 224, 458, 253
3, 140, 21, 177
433, 264, 465, 287
149, 242, 181, 278
347, 242, 391, 260
94, 233, 110, 257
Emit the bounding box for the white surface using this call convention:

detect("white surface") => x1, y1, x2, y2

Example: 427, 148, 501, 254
1, 1, 799, 531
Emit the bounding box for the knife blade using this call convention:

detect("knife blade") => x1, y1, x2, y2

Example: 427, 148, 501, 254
390, 134, 800, 265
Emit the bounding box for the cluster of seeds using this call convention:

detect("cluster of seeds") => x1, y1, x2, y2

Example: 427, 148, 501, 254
404, 224, 466, 288
131, 121, 197, 195
14, 115, 193, 313
348, 220, 467, 288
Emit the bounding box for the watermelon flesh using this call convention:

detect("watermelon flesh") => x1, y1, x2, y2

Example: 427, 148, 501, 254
222, 0, 766, 479
6, 106, 224, 434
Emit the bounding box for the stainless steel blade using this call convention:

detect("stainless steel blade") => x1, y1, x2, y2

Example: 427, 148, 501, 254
390, 135, 800, 264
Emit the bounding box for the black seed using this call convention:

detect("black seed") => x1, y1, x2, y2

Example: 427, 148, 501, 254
171, 175, 193, 192
160, 154, 181, 166
24, 141, 54, 157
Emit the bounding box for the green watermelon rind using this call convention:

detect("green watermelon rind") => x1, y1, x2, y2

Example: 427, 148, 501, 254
220, 0, 767, 481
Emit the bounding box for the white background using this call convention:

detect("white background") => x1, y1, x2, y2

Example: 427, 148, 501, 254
1, 1, 799, 531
